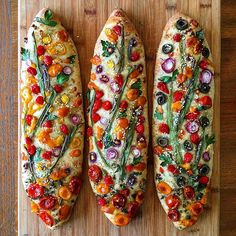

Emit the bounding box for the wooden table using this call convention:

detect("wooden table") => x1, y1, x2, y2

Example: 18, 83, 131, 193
0, 0, 235, 235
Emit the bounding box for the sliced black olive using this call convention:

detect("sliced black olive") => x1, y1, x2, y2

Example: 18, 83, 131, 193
156, 92, 167, 105
157, 137, 169, 147
202, 47, 210, 58
198, 83, 210, 94
176, 18, 189, 30
129, 37, 137, 47
183, 140, 193, 151
177, 176, 186, 187
199, 164, 210, 175
162, 43, 173, 54
199, 116, 210, 128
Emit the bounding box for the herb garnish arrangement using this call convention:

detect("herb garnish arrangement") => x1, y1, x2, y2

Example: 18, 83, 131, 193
87, 9, 148, 226
20, 8, 84, 228
153, 14, 215, 230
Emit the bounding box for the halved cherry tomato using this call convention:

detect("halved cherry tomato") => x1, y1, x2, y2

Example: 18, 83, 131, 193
127, 89, 139, 101
157, 181, 172, 195
184, 186, 195, 199
27, 183, 44, 199
135, 190, 145, 204
191, 202, 203, 215
57, 30, 69, 42
114, 214, 130, 226
48, 64, 63, 77
127, 201, 139, 218
157, 82, 169, 94
165, 194, 180, 209
88, 165, 102, 182
68, 176, 82, 194
58, 186, 72, 200
117, 118, 129, 129
112, 193, 126, 210
57, 107, 70, 117
38, 211, 54, 227
119, 100, 128, 109
39, 196, 57, 210
168, 209, 180, 222
96, 183, 110, 194
135, 96, 147, 107
104, 175, 114, 186
102, 101, 112, 110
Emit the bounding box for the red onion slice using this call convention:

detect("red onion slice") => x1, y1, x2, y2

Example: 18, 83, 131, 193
52, 146, 62, 157
200, 69, 212, 84
161, 58, 176, 73
63, 66, 72, 75
100, 117, 108, 126
110, 81, 121, 93
106, 148, 119, 159
70, 114, 81, 125
131, 146, 141, 158
185, 121, 199, 134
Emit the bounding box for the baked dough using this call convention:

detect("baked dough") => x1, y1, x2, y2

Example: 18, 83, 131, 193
153, 13, 214, 230
87, 8, 149, 226
20, 8, 84, 229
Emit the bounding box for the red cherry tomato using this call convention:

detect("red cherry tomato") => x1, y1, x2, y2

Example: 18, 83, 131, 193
157, 82, 169, 94
88, 165, 102, 182
97, 198, 106, 206
199, 176, 209, 185
27, 67, 37, 76
115, 74, 123, 87
37, 45, 45, 56
36, 96, 44, 105
53, 84, 63, 93
112, 25, 121, 36
135, 123, 144, 134
93, 99, 102, 112
39, 196, 57, 210
31, 84, 40, 94
42, 151, 52, 161
185, 110, 200, 120
119, 100, 128, 109
168, 209, 180, 222
130, 51, 140, 62
165, 195, 180, 209
27, 183, 44, 199
119, 188, 130, 197
95, 90, 104, 99
97, 140, 103, 149
38, 211, 54, 227
25, 137, 32, 146
27, 145, 36, 155
183, 153, 193, 163
199, 96, 212, 109
190, 133, 200, 144
60, 124, 69, 135
128, 201, 139, 218
167, 164, 179, 174
112, 193, 126, 210
102, 101, 112, 110
173, 33, 182, 42
173, 91, 184, 102
68, 176, 82, 194
25, 114, 33, 126
158, 123, 170, 134
184, 186, 195, 199
87, 127, 93, 137
104, 175, 114, 186
125, 164, 133, 172
92, 113, 101, 123
43, 120, 53, 128
43, 55, 53, 66
138, 115, 145, 123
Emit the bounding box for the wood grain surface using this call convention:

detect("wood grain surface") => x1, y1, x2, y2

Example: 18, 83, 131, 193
17, 0, 220, 235
2, 0, 236, 236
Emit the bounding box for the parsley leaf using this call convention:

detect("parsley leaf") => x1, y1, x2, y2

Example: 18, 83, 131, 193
21, 47, 30, 61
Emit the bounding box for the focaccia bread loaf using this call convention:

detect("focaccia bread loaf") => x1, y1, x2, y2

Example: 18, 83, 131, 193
20, 8, 84, 229
153, 13, 215, 230
87, 9, 149, 226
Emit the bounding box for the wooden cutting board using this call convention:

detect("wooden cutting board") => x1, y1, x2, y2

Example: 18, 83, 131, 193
18, 0, 220, 235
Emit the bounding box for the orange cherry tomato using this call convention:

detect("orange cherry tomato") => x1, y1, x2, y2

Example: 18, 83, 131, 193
117, 118, 129, 129
90, 55, 101, 65
156, 181, 172, 195
58, 186, 72, 200
96, 183, 110, 194
48, 64, 63, 77
57, 30, 69, 42
59, 205, 71, 220
57, 107, 70, 117
127, 89, 139, 101
135, 96, 147, 107
114, 214, 130, 226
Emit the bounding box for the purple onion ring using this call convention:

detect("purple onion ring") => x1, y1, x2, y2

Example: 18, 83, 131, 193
161, 58, 176, 73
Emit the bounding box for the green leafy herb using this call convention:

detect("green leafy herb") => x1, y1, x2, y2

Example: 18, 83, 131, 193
117, 24, 125, 73
21, 48, 30, 61
205, 134, 215, 147
35, 9, 57, 27
159, 154, 172, 167
159, 69, 179, 84
46, 114, 58, 121
57, 73, 69, 84
101, 40, 115, 57
154, 110, 163, 120
131, 78, 141, 90
132, 156, 142, 165
196, 29, 204, 40
67, 55, 76, 64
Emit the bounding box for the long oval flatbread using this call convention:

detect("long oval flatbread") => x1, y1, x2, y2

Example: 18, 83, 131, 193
153, 13, 215, 230
20, 8, 84, 229
87, 9, 149, 226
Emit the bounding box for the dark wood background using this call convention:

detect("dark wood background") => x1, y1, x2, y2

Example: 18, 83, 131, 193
0, 0, 235, 235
